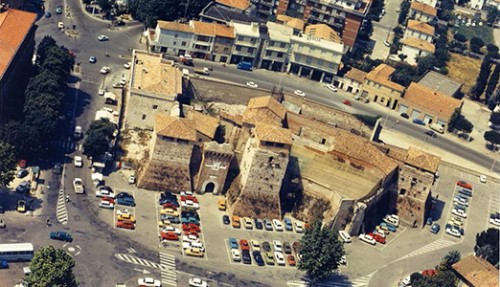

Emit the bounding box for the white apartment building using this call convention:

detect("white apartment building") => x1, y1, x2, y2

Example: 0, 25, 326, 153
259, 22, 293, 72
230, 22, 262, 65
404, 20, 434, 43
149, 21, 193, 55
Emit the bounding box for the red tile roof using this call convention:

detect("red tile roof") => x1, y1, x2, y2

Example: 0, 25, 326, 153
0, 8, 36, 79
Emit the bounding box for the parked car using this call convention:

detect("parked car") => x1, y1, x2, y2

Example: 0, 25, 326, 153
283, 218, 293, 231
287, 255, 296, 266
137, 277, 161, 287
53, 163, 63, 174
160, 231, 179, 241
97, 35, 109, 41
218, 198, 226, 210
99, 200, 114, 209
50, 231, 73, 242
274, 252, 286, 265
231, 216, 241, 228
359, 234, 376, 245
188, 277, 208, 287
100, 66, 111, 74
16, 181, 31, 193
445, 225, 461, 238
273, 240, 283, 252
283, 242, 292, 254
262, 241, 271, 252
123, 62, 131, 69
265, 252, 275, 265
272, 219, 283, 231
246, 81, 258, 88
424, 130, 437, 138
96, 186, 115, 198
264, 219, 273, 231
412, 118, 425, 125
160, 208, 179, 217
453, 195, 469, 206
479, 175, 487, 183
242, 250, 252, 264
456, 180, 473, 190
343, 99, 352, 106
231, 249, 241, 262
368, 233, 386, 244
430, 223, 440, 234
325, 84, 337, 92
243, 217, 253, 229
294, 222, 304, 233
254, 218, 263, 230
294, 90, 306, 97
89, 56, 97, 63
222, 215, 230, 225
185, 248, 204, 257
253, 251, 265, 266
400, 113, 409, 119
380, 222, 397, 232
117, 213, 136, 223
240, 239, 250, 251
16, 168, 28, 178
16, 199, 27, 213
229, 237, 238, 249
117, 197, 136, 207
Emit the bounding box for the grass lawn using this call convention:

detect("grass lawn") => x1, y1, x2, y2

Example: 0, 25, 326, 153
446, 53, 482, 94
453, 25, 494, 45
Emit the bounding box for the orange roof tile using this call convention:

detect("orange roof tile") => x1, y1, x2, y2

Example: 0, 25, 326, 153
410, 2, 437, 16
192, 21, 235, 38
254, 123, 292, 145
157, 21, 193, 33
452, 255, 499, 287
402, 82, 463, 119
407, 19, 435, 35
0, 8, 36, 79
402, 37, 435, 53
216, 0, 249, 10
186, 111, 220, 139
276, 15, 306, 30
345, 68, 367, 83
305, 24, 342, 44
365, 64, 405, 92
242, 96, 286, 126
405, 147, 440, 173
155, 114, 197, 141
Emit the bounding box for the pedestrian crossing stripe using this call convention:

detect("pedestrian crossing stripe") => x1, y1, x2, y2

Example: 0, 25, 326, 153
115, 253, 177, 286
56, 189, 68, 225
159, 252, 177, 286
401, 239, 456, 259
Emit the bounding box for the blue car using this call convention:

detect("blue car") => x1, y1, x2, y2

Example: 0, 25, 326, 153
0, 260, 8, 269
117, 197, 135, 207
229, 237, 238, 249
159, 197, 179, 206
380, 222, 397, 232
50, 231, 73, 242
430, 223, 440, 234
412, 118, 425, 125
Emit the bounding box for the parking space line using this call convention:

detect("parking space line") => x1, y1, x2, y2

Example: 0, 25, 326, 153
378, 227, 407, 251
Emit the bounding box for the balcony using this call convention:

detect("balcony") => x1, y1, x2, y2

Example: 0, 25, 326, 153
259, 0, 274, 7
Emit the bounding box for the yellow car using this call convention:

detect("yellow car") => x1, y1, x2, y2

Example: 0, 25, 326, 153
158, 219, 171, 227
160, 208, 179, 217
185, 248, 205, 257
231, 216, 241, 228
218, 198, 226, 211
117, 213, 136, 223
16, 199, 27, 213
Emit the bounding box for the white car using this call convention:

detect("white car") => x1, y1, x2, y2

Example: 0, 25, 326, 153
124, 62, 131, 69
250, 240, 260, 250
181, 200, 199, 209
95, 186, 115, 198
383, 215, 399, 227
453, 196, 468, 206
489, 218, 500, 226
73, 126, 83, 138
325, 84, 337, 92
294, 222, 304, 233
98, 89, 105, 96
97, 35, 109, 41
479, 175, 487, 183
272, 219, 283, 231
100, 66, 111, 74
188, 277, 208, 287
57, 22, 64, 29
119, 78, 127, 86
274, 252, 286, 265
338, 255, 347, 265
99, 200, 114, 209
383, 40, 391, 47
129, 174, 136, 184
231, 249, 241, 262
183, 234, 200, 243
137, 277, 161, 287
452, 208, 467, 218
400, 275, 411, 286
445, 227, 462, 238
162, 226, 181, 235
181, 191, 194, 196
294, 90, 306, 97
246, 81, 258, 88
359, 234, 376, 245
273, 240, 283, 252
73, 178, 84, 194
74, 156, 83, 167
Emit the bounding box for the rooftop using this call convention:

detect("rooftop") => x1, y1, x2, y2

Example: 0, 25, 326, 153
407, 19, 435, 35
304, 24, 342, 44
410, 1, 437, 16
216, 0, 250, 10
242, 96, 287, 126
266, 22, 293, 43
254, 123, 293, 145
155, 114, 197, 142
344, 67, 367, 83
232, 21, 260, 38
402, 82, 463, 119
191, 21, 235, 38
157, 21, 193, 33
186, 111, 220, 139
131, 51, 183, 100
275, 15, 305, 31
402, 37, 436, 53
200, 2, 260, 24
417, 71, 462, 96
365, 64, 405, 92
0, 8, 37, 79
203, 141, 233, 155
405, 147, 440, 173
452, 255, 499, 287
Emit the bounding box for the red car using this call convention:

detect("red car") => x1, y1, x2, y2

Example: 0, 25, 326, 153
343, 99, 352, 106
183, 230, 199, 237
240, 239, 250, 251
456, 181, 472, 190
101, 197, 115, 204
180, 196, 198, 203
162, 202, 177, 210
287, 255, 296, 266
160, 231, 179, 241
182, 223, 201, 233
368, 232, 386, 244
116, 221, 135, 230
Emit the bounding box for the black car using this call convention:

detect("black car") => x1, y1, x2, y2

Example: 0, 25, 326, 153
283, 242, 292, 254
262, 241, 271, 252
253, 251, 265, 266
159, 197, 179, 206
182, 211, 199, 220
50, 231, 73, 242
254, 218, 263, 230
53, 163, 63, 174
424, 130, 437, 138
242, 250, 252, 264
16, 168, 28, 178
400, 113, 409, 119
161, 191, 176, 199
222, 215, 230, 225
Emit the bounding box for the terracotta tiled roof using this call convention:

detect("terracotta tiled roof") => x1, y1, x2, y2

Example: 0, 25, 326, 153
402, 37, 435, 53
407, 19, 435, 35
254, 123, 292, 145
243, 96, 286, 126
403, 82, 463, 119
0, 8, 36, 79
220, 112, 243, 126
216, 0, 249, 10
305, 24, 342, 44
186, 111, 220, 139
155, 114, 197, 141
365, 64, 405, 92
157, 21, 193, 33
405, 147, 440, 173
276, 15, 306, 30
345, 68, 367, 83
192, 21, 235, 38
452, 255, 499, 287
411, 2, 437, 16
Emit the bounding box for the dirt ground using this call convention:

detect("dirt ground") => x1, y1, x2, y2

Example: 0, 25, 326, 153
446, 53, 482, 94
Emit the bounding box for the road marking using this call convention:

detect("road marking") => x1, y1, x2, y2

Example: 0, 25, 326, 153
56, 188, 68, 225
399, 239, 457, 260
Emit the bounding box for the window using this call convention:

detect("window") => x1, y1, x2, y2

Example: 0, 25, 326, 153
250, 38, 256, 44
248, 47, 255, 54
142, 114, 146, 120
181, 41, 186, 46
175, 34, 178, 38
280, 43, 286, 48
318, 59, 323, 66
236, 46, 242, 51
269, 41, 275, 46
152, 105, 158, 109
173, 41, 176, 45
266, 50, 272, 56
277, 52, 283, 58
223, 47, 230, 52
238, 36, 244, 41
306, 56, 312, 64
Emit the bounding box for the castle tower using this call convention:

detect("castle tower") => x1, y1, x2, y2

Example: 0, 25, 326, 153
195, 142, 234, 194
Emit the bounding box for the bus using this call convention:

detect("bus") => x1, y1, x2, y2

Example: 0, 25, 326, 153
0, 243, 34, 262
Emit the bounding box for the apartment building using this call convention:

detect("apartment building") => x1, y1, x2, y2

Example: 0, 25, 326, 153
409, 2, 437, 23
230, 22, 263, 65
259, 22, 293, 71
250, 0, 280, 19
401, 37, 435, 65
404, 20, 434, 43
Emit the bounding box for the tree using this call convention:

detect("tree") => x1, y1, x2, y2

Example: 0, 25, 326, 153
453, 33, 467, 43
392, 64, 417, 86
297, 221, 345, 283
475, 228, 499, 266
487, 44, 499, 54
98, 0, 115, 11
36, 36, 57, 64
410, 272, 424, 284
130, 0, 211, 28
471, 56, 493, 100
398, 1, 411, 25
484, 130, 500, 146
485, 64, 500, 101
87, 118, 116, 139
490, 112, 500, 125
25, 245, 77, 287
439, 250, 461, 271
416, 55, 436, 76
487, 6, 499, 26
412, 270, 457, 287
83, 131, 111, 159
470, 37, 485, 48
0, 142, 16, 187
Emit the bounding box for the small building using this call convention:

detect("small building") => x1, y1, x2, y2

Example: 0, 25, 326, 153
199, 0, 259, 25
417, 71, 463, 98
335, 67, 367, 95
409, 2, 437, 23
487, 0, 500, 9
304, 23, 343, 44
125, 51, 182, 130
259, 22, 293, 72
149, 21, 193, 55
401, 37, 435, 65
452, 255, 500, 287
242, 95, 287, 127
398, 82, 463, 128
230, 22, 262, 66
404, 20, 434, 43
191, 21, 235, 62
362, 64, 405, 109
194, 141, 234, 194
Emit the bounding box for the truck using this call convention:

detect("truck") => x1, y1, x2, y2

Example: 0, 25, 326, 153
73, 178, 85, 194
179, 55, 193, 66
237, 61, 253, 71
194, 67, 210, 75
430, 123, 444, 134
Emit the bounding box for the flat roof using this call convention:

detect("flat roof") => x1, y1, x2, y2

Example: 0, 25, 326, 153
266, 22, 293, 43
417, 71, 462, 96
232, 21, 260, 38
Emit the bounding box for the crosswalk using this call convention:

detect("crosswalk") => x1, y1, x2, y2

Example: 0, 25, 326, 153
114, 253, 177, 286
49, 140, 81, 152
400, 239, 457, 259
56, 189, 68, 225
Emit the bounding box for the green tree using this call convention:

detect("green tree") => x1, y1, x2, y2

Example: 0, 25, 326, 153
416, 55, 436, 76
485, 64, 500, 101
487, 6, 499, 26
438, 250, 461, 271
298, 221, 345, 283
487, 44, 499, 54
25, 245, 77, 287
412, 270, 457, 287
453, 33, 467, 43
392, 64, 417, 86
83, 131, 111, 159
471, 56, 493, 100
470, 37, 485, 48
98, 0, 115, 11
475, 228, 499, 266
490, 112, 500, 125
36, 36, 57, 64
0, 142, 16, 187
87, 118, 116, 139
398, 1, 410, 24
130, 0, 211, 28
410, 272, 424, 284
484, 130, 500, 146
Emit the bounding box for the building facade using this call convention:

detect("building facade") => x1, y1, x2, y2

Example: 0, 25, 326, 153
409, 2, 437, 23
194, 142, 234, 194
230, 22, 263, 65
401, 37, 435, 65
404, 20, 434, 43
259, 22, 293, 71
334, 67, 366, 94
362, 64, 405, 109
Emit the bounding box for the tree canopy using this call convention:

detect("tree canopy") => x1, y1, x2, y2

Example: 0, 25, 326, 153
490, 112, 500, 125
297, 221, 345, 282
129, 0, 211, 27
475, 228, 499, 266
83, 118, 116, 159
484, 130, 500, 146
25, 245, 78, 287
0, 142, 16, 187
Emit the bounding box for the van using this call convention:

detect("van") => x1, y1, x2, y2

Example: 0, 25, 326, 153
74, 126, 83, 138
237, 61, 253, 71
338, 230, 352, 243
430, 123, 445, 134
